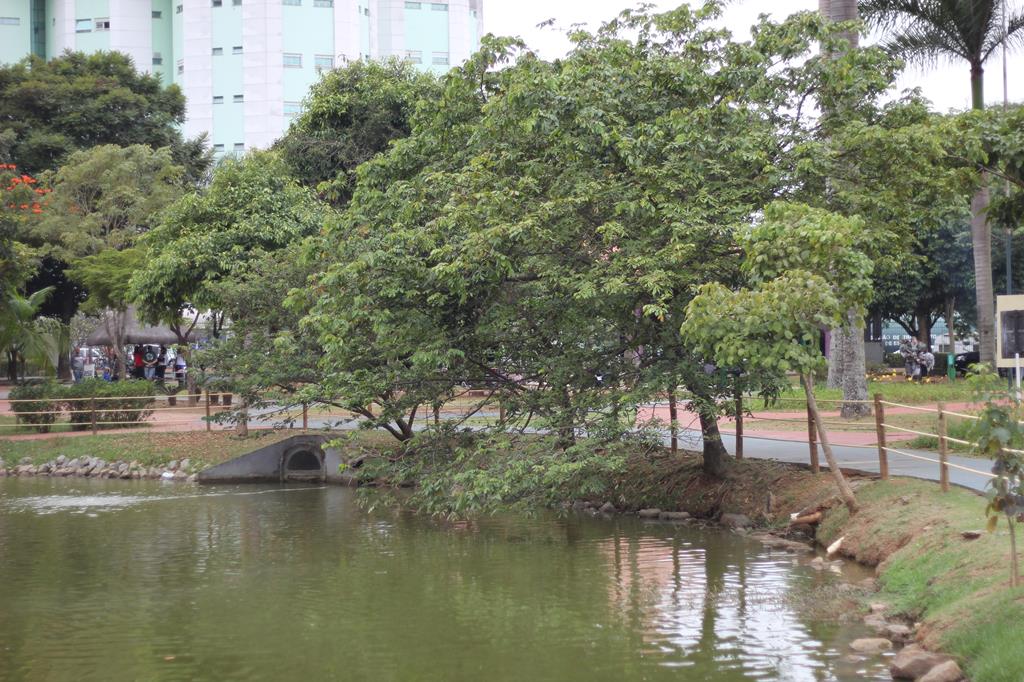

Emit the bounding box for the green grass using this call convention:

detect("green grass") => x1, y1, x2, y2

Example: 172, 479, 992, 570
777, 378, 976, 406
817, 479, 1024, 682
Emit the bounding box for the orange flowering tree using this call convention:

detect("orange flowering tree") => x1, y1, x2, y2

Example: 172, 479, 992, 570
1, 162, 47, 288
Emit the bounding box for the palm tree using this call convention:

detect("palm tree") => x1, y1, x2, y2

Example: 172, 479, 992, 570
822, 0, 862, 46
820, 0, 873, 419
0, 287, 56, 382
860, 0, 1024, 363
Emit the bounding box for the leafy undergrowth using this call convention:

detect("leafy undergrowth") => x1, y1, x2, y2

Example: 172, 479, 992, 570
816, 479, 1024, 682
0, 429, 391, 468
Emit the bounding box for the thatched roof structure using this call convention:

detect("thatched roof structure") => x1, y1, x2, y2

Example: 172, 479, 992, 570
85, 307, 194, 347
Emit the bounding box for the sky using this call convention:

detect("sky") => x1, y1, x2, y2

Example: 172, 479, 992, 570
483, 0, 1024, 113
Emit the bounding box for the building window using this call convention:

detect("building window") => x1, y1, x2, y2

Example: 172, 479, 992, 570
313, 0, 333, 6
233, 0, 242, 5
430, 2, 447, 11
213, 95, 224, 104
152, 10, 162, 18
233, 143, 245, 152
404, 1, 421, 8
431, 52, 449, 65
94, 18, 110, 30
363, 7, 369, 15
213, 144, 225, 152
232, 45, 243, 54
75, 18, 92, 32
152, 52, 163, 65
283, 0, 301, 5
212, 47, 223, 55
233, 94, 244, 103
177, 59, 184, 74
176, 5, 183, 14
212, 0, 222, 6
283, 53, 302, 68
284, 102, 302, 117
405, 50, 422, 64
314, 54, 333, 71
0, 17, 21, 26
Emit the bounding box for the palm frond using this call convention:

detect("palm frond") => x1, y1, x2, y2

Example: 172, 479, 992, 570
984, 10, 1024, 60
883, 20, 973, 63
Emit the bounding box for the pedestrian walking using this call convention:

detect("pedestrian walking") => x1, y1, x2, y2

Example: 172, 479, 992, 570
143, 345, 158, 380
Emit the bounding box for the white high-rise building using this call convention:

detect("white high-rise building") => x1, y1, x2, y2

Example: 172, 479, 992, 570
0, 0, 484, 152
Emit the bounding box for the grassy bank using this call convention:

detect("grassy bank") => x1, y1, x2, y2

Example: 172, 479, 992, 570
817, 479, 1024, 682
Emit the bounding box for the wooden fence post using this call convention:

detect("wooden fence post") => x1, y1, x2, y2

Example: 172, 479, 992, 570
807, 399, 819, 474
302, 402, 308, 430
90, 398, 97, 436
499, 401, 506, 424
874, 393, 889, 480
937, 402, 950, 492
668, 389, 678, 454
205, 392, 211, 432
735, 391, 744, 460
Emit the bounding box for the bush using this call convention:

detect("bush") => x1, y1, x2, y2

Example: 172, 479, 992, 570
63, 379, 156, 431
9, 382, 62, 433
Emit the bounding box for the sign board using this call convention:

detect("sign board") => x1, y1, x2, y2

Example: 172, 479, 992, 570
82, 363, 95, 378
995, 295, 1024, 368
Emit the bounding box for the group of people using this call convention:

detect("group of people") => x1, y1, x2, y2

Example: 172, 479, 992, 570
898, 338, 935, 381
130, 345, 187, 383
68, 345, 188, 383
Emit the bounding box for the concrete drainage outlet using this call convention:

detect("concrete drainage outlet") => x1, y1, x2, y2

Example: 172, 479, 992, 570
283, 449, 323, 482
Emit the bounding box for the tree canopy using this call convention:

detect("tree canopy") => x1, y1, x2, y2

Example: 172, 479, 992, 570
275, 58, 441, 207
0, 52, 188, 174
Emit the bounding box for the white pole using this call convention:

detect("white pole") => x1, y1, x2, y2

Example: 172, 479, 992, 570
1016, 352, 1021, 399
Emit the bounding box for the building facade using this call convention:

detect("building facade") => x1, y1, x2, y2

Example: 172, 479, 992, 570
0, 0, 483, 152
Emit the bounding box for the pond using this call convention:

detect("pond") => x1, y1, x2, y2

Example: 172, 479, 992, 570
0, 478, 892, 681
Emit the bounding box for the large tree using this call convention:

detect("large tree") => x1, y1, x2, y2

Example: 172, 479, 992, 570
0, 52, 191, 175
304, 7, 910, 477
860, 0, 1024, 363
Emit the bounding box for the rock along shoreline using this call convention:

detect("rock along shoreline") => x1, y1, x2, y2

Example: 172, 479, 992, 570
1, 455, 200, 482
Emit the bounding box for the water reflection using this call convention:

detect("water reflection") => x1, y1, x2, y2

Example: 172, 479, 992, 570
0, 478, 889, 681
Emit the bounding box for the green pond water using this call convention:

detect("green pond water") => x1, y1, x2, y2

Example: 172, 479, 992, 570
0, 478, 894, 681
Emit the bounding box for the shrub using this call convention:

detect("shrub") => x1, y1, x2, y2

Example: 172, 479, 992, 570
62, 379, 156, 431
8, 382, 61, 433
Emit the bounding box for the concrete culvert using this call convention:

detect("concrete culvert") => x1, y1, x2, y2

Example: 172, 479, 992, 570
284, 449, 323, 481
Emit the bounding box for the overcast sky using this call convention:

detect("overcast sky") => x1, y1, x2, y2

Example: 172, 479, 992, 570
483, 0, 1024, 112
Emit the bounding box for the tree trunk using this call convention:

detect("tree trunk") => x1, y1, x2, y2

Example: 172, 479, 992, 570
820, 0, 860, 47
819, 0, 867, 412
668, 388, 678, 454
698, 408, 730, 478
917, 309, 932, 348
803, 372, 859, 513
973, 181, 995, 364
827, 313, 870, 418
236, 396, 248, 437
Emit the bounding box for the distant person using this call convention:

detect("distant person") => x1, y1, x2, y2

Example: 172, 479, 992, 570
132, 345, 145, 379
156, 346, 168, 383
143, 345, 158, 380
71, 349, 84, 383
174, 349, 187, 385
